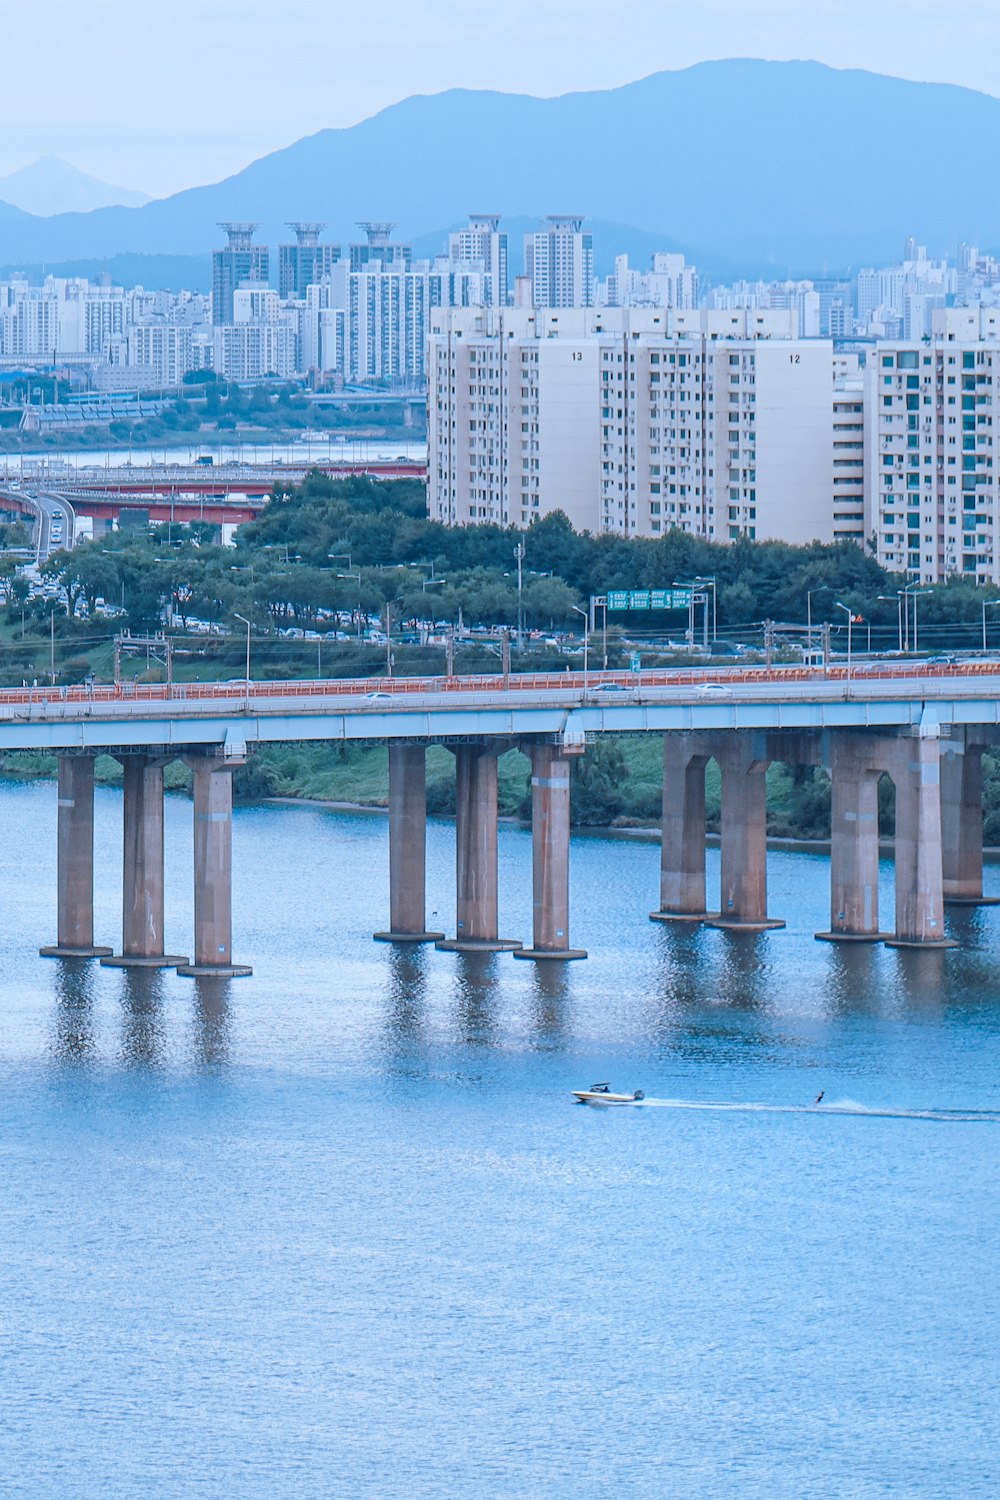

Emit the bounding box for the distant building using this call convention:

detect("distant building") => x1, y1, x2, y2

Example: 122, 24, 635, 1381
212, 223, 269, 326
524, 216, 593, 308
278, 223, 342, 300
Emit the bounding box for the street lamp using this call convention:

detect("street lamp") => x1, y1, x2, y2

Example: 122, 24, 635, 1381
982, 598, 1000, 654
877, 594, 905, 654
693, 576, 717, 645
514, 540, 525, 652
233, 612, 252, 686
571, 603, 589, 693
903, 586, 932, 654
835, 600, 854, 685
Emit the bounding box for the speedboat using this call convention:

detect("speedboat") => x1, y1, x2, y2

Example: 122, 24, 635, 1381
572, 1083, 645, 1106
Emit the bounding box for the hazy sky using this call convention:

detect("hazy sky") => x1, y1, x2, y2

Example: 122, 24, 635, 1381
6, 0, 1000, 198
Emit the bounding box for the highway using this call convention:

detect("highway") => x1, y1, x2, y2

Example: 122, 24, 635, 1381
0, 485, 76, 560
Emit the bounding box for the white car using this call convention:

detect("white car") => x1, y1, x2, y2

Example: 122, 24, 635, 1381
694, 682, 733, 695
363, 690, 393, 703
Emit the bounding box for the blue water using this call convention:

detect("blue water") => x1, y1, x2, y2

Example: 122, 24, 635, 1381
1, 779, 998, 1497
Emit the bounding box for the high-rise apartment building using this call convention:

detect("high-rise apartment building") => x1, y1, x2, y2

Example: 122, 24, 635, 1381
866, 309, 1000, 584
278, 224, 342, 300
212, 223, 269, 326
524, 217, 593, 308
447, 216, 508, 306
428, 306, 835, 540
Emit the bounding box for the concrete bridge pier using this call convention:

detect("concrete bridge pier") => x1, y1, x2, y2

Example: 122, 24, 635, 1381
514, 741, 586, 960
436, 743, 521, 953
816, 734, 891, 943
650, 733, 715, 924
40, 753, 113, 959
941, 737, 999, 906
374, 744, 444, 944
102, 755, 188, 969
708, 735, 785, 931
177, 756, 252, 977
886, 733, 956, 949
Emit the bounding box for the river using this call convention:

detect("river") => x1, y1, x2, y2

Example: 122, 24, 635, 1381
1, 779, 998, 1497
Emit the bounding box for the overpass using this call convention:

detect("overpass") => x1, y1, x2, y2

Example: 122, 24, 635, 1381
14, 660, 1000, 975
0, 459, 428, 533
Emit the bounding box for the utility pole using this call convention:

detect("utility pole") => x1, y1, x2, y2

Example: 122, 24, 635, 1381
764, 618, 774, 672
445, 628, 455, 678
501, 628, 511, 680
49, 608, 56, 685
821, 621, 832, 674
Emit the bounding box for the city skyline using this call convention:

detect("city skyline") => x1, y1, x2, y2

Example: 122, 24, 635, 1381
3, 2, 1000, 196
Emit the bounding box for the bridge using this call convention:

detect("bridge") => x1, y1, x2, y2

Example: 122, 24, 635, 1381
0, 459, 428, 539
12, 660, 1000, 976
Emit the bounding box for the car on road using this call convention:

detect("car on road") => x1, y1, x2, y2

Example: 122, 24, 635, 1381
363, 690, 393, 703
590, 682, 630, 694
694, 682, 733, 695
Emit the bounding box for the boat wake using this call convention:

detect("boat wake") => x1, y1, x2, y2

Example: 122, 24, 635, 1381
633, 1098, 1000, 1124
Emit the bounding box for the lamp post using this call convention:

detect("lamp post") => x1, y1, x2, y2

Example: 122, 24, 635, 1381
877, 594, 905, 653
233, 612, 252, 686
904, 586, 932, 654
835, 600, 853, 686
693, 576, 717, 646
571, 604, 589, 694
514, 540, 525, 652
982, 598, 1000, 653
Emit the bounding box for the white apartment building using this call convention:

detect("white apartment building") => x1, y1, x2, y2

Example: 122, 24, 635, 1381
428, 306, 836, 542
598, 253, 697, 310
447, 216, 508, 306
126, 322, 213, 388
213, 322, 297, 381
866, 308, 1000, 583
524, 217, 593, 309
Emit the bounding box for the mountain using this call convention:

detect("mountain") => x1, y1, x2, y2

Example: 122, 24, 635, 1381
1, 62, 1000, 275
0, 156, 149, 217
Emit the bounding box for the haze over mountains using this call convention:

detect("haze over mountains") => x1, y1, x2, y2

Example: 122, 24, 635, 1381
2, 60, 1000, 282
0, 156, 149, 217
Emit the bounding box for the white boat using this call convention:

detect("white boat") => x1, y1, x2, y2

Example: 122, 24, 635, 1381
572, 1083, 645, 1107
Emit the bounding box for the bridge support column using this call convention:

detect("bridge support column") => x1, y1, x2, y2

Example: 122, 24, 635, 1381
177, 757, 252, 977
41, 754, 112, 958
816, 734, 890, 942
886, 733, 956, 949
374, 744, 444, 944
514, 742, 585, 960
650, 734, 713, 923
707, 735, 784, 931
102, 756, 188, 969
437, 744, 521, 952
941, 738, 997, 906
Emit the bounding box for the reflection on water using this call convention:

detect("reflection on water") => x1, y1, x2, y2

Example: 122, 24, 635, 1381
451, 951, 500, 1046
119, 969, 166, 1067
192, 977, 232, 1068
50, 958, 97, 1063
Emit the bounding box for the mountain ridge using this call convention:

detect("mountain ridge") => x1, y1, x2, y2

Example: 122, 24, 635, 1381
0, 61, 998, 276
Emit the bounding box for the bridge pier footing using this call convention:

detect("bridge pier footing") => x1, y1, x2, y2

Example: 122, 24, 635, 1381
514, 742, 586, 961
374, 744, 444, 944
941, 737, 999, 906
707, 736, 784, 932
436, 744, 521, 953
40, 754, 113, 959
650, 733, 717, 925
101, 755, 188, 970
816, 734, 892, 943
886, 734, 957, 949
177, 757, 252, 977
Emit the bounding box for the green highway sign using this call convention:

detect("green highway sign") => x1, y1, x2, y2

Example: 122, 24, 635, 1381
605, 588, 693, 612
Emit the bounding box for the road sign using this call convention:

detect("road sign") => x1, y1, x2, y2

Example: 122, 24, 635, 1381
605, 588, 692, 612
